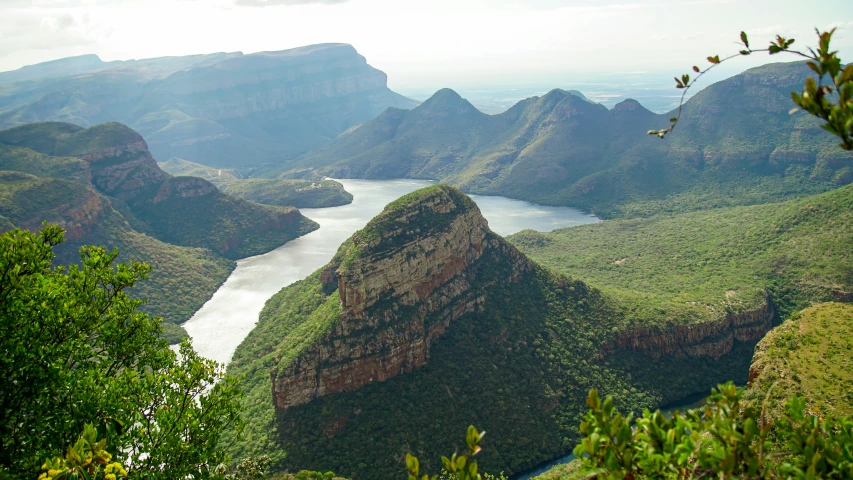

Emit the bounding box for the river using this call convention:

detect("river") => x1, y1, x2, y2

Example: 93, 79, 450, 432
181, 179, 600, 366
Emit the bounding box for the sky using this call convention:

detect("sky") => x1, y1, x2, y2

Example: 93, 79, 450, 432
0, 0, 851, 92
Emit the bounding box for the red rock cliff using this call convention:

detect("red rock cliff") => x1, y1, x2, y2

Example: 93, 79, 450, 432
272, 186, 532, 410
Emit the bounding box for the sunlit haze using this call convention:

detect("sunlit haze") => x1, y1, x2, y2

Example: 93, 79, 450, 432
1, 0, 851, 97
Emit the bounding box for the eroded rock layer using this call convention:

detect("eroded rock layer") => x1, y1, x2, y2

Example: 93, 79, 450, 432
272, 185, 533, 410
605, 300, 774, 359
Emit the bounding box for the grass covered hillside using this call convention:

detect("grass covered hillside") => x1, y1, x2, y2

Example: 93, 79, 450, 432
223, 185, 817, 479
0, 122, 320, 259
0, 172, 234, 342
160, 158, 353, 208
293, 62, 848, 219
128, 180, 318, 259
510, 184, 853, 331
745, 302, 853, 421
0, 144, 89, 184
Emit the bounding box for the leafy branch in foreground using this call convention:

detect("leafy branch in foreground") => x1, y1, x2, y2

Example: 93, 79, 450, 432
406, 426, 506, 480
0, 225, 244, 479
573, 383, 853, 479
38, 424, 127, 480
649, 28, 853, 152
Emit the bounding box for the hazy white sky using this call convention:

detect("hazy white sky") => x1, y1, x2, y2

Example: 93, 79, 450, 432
0, 0, 851, 90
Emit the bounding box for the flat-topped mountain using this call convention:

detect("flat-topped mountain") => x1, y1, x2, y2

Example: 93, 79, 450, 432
0, 44, 417, 170
292, 61, 850, 219
224, 183, 847, 479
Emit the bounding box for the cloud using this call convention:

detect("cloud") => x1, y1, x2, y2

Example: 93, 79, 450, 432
235, 0, 349, 6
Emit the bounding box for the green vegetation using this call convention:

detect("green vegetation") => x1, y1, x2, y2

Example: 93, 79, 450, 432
570, 383, 852, 479
530, 461, 582, 479
0, 225, 243, 479
405, 426, 507, 480
128, 182, 318, 260
225, 181, 853, 479
292, 62, 849, 219
344, 184, 476, 262
510, 184, 853, 331
38, 424, 128, 480
651, 29, 853, 154
0, 121, 143, 157
0, 122, 322, 260
227, 185, 771, 479
745, 302, 853, 421
160, 158, 353, 208
0, 144, 89, 183
0, 172, 235, 337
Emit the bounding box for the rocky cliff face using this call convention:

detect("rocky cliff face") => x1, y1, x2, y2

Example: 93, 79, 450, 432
156, 44, 395, 120
152, 176, 218, 204
0, 44, 418, 170
0, 172, 114, 242
604, 299, 774, 359
80, 137, 167, 200
272, 185, 533, 410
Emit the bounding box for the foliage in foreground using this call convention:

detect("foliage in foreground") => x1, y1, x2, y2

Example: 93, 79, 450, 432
406, 427, 506, 480
38, 424, 127, 480
573, 383, 853, 479
0, 225, 243, 479
651, 28, 853, 153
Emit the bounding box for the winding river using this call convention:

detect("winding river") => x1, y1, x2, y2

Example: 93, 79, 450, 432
182, 178, 599, 366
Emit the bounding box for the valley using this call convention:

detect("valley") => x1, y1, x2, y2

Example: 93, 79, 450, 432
182, 178, 599, 366
1, 20, 851, 480
223, 183, 851, 479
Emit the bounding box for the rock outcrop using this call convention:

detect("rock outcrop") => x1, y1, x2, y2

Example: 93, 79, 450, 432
604, 299, 774, 359
81, 138, 167, 200
152, 177, 218, 204
272, 185, 533, 410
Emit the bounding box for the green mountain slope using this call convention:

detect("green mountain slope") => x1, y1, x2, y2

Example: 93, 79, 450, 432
0, 44, 418, 170
294, 62, 849, 219
745, 302, 853, 420
0, 121, 319, 259
0, 171, 234, 341
225, 184, 853, 479
509, 184, 853, 327
160, 158, 353, 208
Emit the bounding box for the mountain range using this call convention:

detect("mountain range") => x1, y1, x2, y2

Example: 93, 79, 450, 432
291, 61, 850, 219
0, 44, 417, 171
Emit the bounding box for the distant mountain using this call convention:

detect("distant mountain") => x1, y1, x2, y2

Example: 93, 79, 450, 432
0, 54, 116, 84
0, 121, 320, 340
160, 157, 353, 208
293, 62, 850, 218
0, 44, 417, 170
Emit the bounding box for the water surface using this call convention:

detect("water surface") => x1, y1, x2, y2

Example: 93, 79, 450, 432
182, 179, 599, 366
